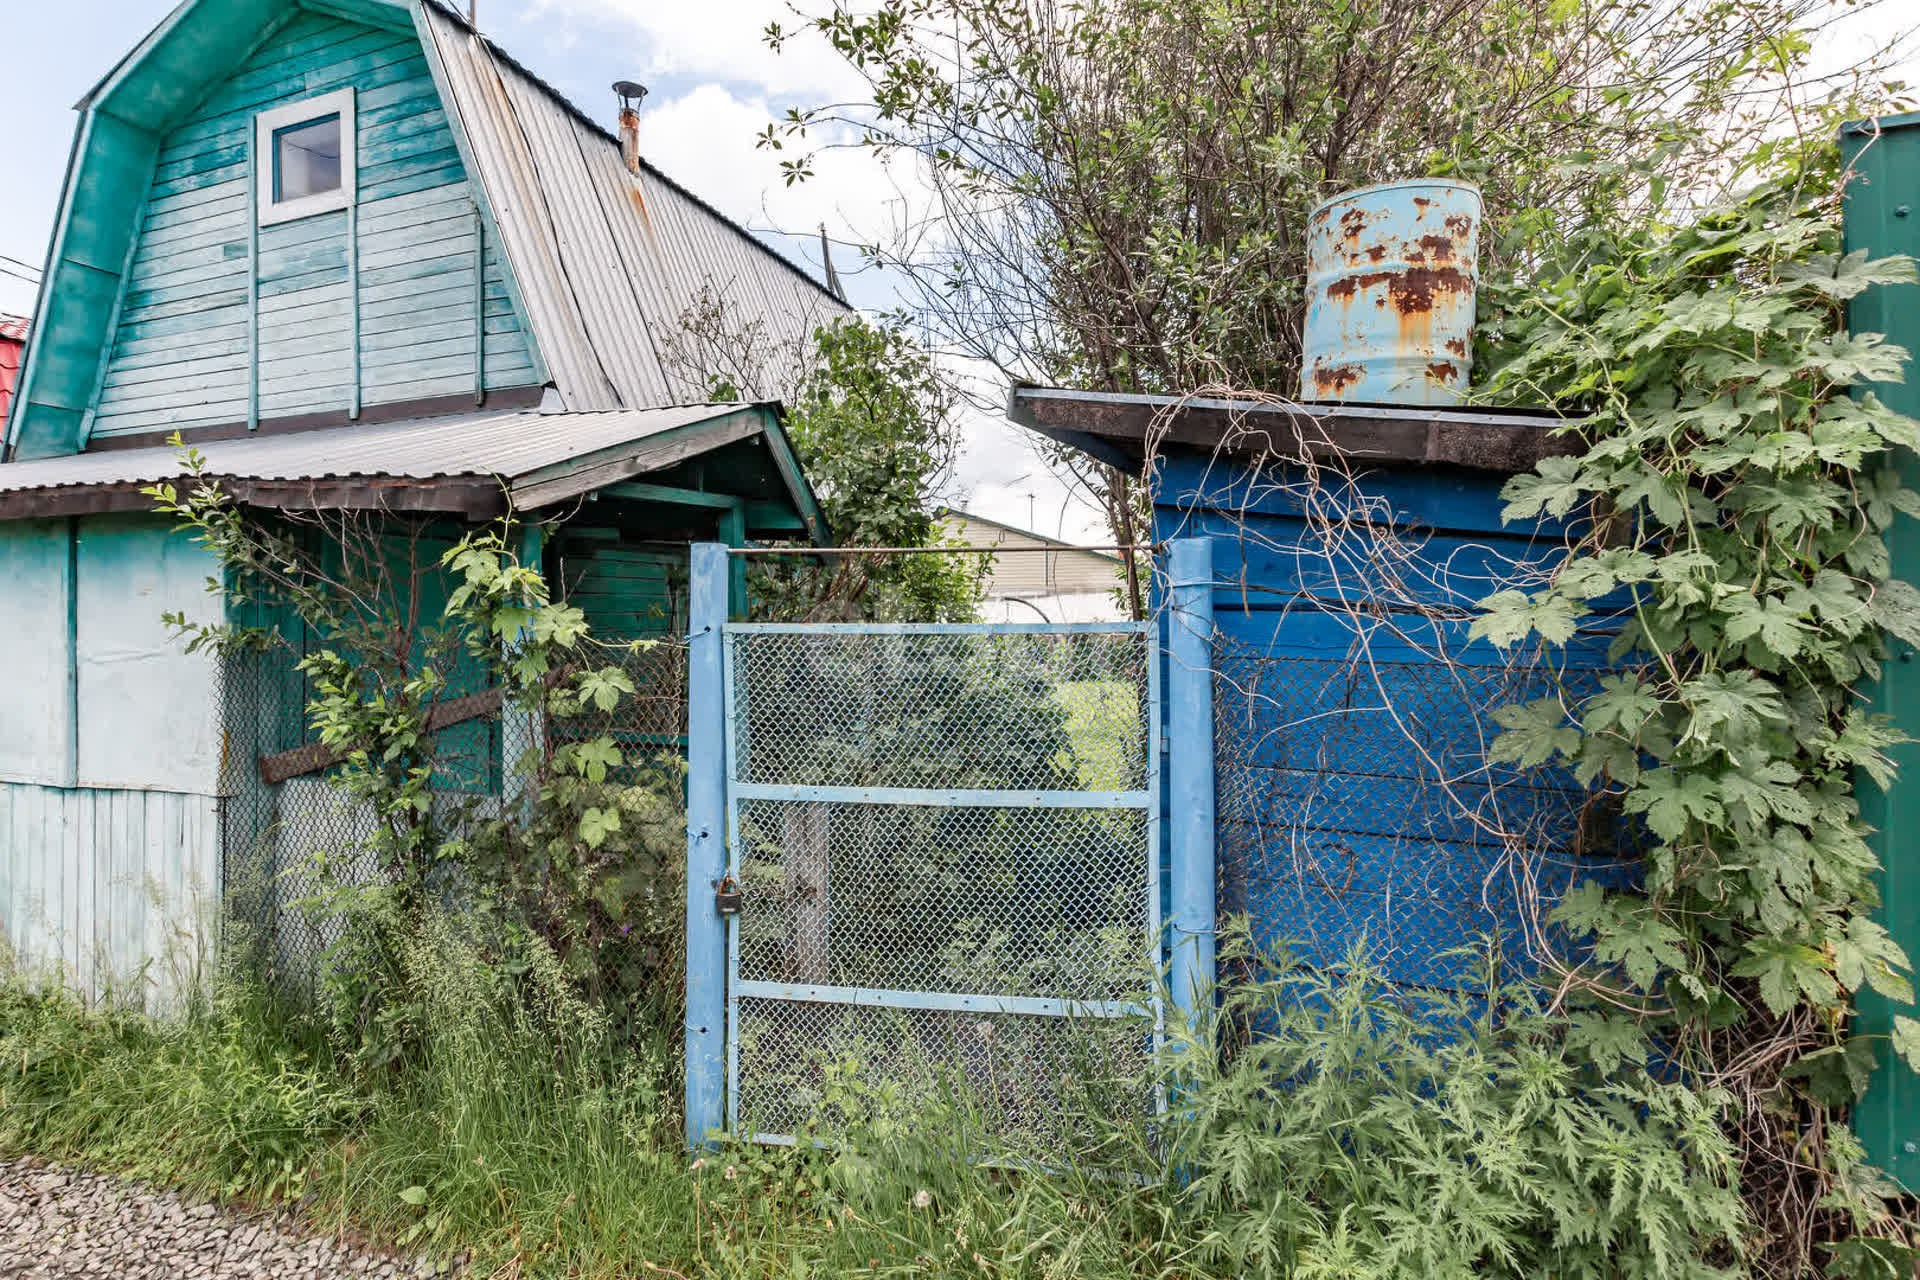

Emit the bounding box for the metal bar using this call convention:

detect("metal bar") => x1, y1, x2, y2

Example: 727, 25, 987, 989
1144, 611, 1165, 1095
725, 621, 1151, 636
683, 542, 729, 1148
1167, 537, 1217, 1019
732, 782, 1150, 809
728, 544, 1156, 556
722, 620, 743, 1136
733, 980, 1148, 1021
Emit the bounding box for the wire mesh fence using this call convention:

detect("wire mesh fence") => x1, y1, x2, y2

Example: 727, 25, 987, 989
217, 635, 690, 1009
723, 625, 1159, 1143
1212, 632, 1636, 995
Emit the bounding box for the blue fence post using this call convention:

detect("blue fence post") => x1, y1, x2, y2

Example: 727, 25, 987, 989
684, 542, 729, 1147
1167, 537, 1217, 1020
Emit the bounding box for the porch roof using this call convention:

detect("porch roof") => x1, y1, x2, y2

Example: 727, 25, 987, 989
0, 401, 827, 542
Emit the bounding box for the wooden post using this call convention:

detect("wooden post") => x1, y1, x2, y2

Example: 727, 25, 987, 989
1167, 537, 1216, 1018
684, 543, 729, 1146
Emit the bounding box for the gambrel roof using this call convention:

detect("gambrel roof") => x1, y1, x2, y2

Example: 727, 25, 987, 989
3, 0, 847, 460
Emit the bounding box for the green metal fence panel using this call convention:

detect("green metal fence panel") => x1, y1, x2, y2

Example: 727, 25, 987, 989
1842, 109, 1920, 1189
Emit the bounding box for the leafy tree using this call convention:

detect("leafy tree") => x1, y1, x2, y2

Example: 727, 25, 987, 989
660, 294, 983, 621
1474, 133, 1920, 1273
765, 0, 1894, 559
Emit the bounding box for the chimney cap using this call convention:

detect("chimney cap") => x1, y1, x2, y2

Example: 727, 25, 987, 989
613, 81, 648, 110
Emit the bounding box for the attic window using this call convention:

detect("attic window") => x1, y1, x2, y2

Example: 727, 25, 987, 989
255, 88, 356, 226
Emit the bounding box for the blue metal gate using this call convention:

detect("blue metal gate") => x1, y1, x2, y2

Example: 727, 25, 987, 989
716, 620, 1160, 1144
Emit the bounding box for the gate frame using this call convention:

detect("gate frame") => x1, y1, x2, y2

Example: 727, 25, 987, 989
681, 540, 1216, 1147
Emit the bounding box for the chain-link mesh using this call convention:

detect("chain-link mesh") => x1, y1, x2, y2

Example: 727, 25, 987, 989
1213, 636, 1633, 993
735, 800, 1151, 999
726, 626, 1156, 1143
734, 996, 1151, 1145
218, 636, 688, 1003
730, 629, 1150, 792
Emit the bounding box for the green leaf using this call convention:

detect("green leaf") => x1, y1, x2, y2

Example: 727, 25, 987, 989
1625, 768, 1723, 842
1831, 915, 1914, 1003
1870, 579, 1920, 648
1564, 1011, 1649, 1073
1732, 939, 1838, 1016
1893, 1017, 1920, 1073
399, 1185, 429, 1207
579, 806, 622, 850
1471, 589, 1584, 649
1488, 696, 1579, 768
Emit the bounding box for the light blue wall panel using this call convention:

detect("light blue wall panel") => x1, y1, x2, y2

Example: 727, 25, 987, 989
90, 8, 536, 438
73, 515, 224, 794
0, 780, 219, 1009
0, 521, 74, 786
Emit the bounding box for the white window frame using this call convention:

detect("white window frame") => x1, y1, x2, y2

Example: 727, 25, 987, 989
254, 88, 356, 227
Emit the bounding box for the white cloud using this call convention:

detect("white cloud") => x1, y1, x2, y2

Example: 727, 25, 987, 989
527, 0, 866, 101
633, 83, 918, 248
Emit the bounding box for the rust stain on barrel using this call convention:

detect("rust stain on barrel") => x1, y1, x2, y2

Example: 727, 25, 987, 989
1312, 363, 1364, 395
1445, 337, 1468, 357
1418, 233, 1456, 263
1426, 360, 1460, 383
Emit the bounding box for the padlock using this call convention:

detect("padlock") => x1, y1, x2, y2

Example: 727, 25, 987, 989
714, 874, 743, 916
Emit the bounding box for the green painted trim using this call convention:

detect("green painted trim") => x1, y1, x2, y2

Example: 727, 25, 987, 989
744, 503, 807, 533
76, 192, 151, 445
757, 408, 830, 545
297, 0, 414, 33
718, 504, 747, 617
8, 109, 97, 451
407, 0, 551, 391
62, 517, 79, 788
604, 482, 743, 510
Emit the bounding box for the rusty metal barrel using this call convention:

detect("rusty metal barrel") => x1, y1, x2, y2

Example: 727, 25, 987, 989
1300, 180, 1482, 406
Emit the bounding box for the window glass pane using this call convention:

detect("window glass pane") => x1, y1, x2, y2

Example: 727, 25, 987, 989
274, 114, 341, 203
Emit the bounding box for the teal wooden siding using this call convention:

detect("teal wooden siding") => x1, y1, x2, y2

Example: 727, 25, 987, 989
0, 779, 221, 1009
556, 533, 686, 638
90, 9, 535, 438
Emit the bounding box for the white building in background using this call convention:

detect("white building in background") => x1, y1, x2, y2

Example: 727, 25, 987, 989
940, 507, 1126, 623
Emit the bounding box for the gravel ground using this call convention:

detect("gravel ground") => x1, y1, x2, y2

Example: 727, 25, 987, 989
0, 1158, 461, 1279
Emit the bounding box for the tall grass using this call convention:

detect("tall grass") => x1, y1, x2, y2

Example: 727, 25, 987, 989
0, 925, 1749, 1279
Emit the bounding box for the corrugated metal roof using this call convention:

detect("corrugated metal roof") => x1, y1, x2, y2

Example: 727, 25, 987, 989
417, 0, 849, 414
0, 402, 747, 495
0, 316, 25, 428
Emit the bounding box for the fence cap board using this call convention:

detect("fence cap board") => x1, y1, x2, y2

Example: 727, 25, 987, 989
1007, 385, 1581, 476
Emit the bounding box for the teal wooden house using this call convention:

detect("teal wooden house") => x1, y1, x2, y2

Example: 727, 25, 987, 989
0, 0, 845, 1003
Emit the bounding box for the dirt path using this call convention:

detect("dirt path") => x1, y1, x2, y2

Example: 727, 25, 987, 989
0, 1158, 457, 1279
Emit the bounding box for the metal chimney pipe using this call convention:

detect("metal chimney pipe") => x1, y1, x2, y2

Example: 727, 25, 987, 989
612, 81, 649, 177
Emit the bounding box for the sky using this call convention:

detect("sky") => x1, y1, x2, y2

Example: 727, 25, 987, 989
1, 0, 1916, 542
